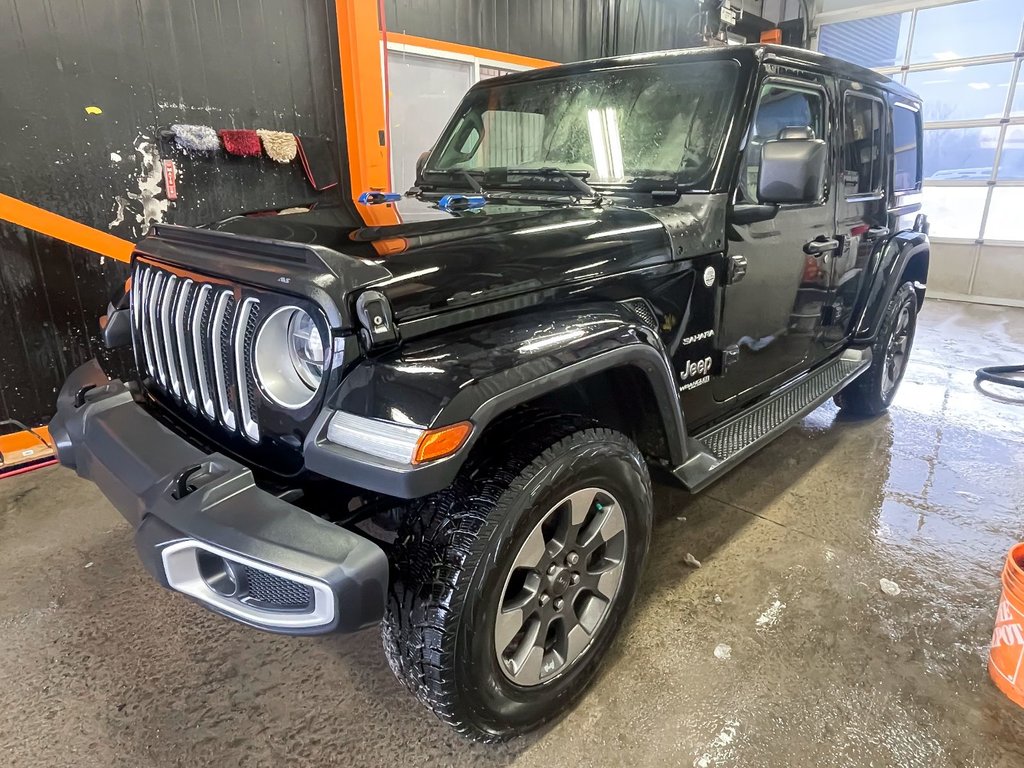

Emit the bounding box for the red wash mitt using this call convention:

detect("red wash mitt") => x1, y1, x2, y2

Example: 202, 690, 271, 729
218, 129, 261, 157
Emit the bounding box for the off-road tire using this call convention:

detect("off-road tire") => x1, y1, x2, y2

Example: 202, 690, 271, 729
381, 414, 653, 742
835, 281, 918, 417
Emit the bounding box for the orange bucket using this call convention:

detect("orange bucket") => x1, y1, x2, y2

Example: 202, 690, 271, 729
989, 543, 1024, 707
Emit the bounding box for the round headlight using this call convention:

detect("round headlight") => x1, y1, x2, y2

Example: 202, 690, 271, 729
254, 306, 326, 409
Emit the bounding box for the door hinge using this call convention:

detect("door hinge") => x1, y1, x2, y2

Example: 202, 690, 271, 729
728, 254, 748, 284
721, 345, 740, 371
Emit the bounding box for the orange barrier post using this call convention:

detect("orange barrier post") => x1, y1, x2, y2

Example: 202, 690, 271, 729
989, 542, 1024, 706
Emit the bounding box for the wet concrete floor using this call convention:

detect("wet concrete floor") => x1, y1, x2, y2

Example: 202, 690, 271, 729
2, 297, 1024, 767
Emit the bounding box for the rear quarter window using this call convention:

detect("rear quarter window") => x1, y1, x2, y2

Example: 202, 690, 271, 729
892, 104, 923, 192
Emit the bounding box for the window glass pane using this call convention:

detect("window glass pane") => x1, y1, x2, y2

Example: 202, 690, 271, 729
842, 95, 884, 196
983, 188, 1024, 240
923, 126, 997, 181
905, 62, 1014, 123
1009, 66, 1024, 117
430, 60, 740, 186
997, 124, 1024, 179
818, 14, 912, 68
922, 187, 987, 239
739, 84, 825, 202
893, 106, 921, 191
909, 0, 1024, 64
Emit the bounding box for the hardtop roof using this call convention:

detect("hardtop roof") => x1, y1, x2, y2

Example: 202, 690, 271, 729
475, 43, 921, 105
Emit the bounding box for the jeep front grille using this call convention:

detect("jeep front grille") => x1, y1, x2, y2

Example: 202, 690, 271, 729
132, 262, 260, 442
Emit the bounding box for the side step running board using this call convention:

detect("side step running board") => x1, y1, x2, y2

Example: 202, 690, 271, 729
673, 348, 872, 493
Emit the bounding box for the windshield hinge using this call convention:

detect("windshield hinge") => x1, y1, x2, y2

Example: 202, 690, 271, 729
727, 254, 748, 284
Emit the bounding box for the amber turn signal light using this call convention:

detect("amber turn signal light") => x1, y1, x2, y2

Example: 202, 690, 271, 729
413, 421, 473, 464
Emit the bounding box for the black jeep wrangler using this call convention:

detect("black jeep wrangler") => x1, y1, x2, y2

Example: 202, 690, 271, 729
50, 44, 928, 741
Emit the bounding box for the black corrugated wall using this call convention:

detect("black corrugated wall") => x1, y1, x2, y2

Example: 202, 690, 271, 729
0, 0, 345, 426
384, 0, 704, 61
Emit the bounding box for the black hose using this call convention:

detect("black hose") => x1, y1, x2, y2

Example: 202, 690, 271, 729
976, 364, 1024, 389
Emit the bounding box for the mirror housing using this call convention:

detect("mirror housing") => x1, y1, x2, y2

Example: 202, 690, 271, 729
758, 127, 827, 205
730, 203, 779, 225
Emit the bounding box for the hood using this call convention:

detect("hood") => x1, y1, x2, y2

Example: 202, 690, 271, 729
209, 194, 723, 322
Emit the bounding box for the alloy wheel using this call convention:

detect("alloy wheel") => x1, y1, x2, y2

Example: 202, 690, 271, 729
493, 487, 627, 687
882, 305, 912, 399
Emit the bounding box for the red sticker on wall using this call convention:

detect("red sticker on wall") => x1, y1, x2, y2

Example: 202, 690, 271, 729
162, 159, 178, 201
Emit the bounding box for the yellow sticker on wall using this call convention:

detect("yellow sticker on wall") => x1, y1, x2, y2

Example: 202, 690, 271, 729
85, 106, 102, 115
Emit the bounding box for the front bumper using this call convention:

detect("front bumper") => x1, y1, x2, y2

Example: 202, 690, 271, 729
49, 359, 388, 635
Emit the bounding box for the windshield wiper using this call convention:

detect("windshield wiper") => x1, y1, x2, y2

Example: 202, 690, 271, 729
420, 168, 484, 194
506, 167, 601, 200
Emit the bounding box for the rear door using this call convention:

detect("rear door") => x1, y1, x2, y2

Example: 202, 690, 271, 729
713, 72, 837, 402
819, 81, 889, 349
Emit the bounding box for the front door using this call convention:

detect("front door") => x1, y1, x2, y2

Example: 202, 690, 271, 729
713, 74, 837, 402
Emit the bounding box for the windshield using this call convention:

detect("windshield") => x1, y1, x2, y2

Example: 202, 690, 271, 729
424, 60, 740, 189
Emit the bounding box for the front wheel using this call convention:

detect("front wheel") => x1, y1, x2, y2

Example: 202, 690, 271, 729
835, 281, 918, 417
381, 416, 653, 741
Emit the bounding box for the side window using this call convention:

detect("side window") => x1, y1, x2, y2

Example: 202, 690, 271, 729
892, 104, 922, 192
741, 82, 826, 202
842, 93, 884, 197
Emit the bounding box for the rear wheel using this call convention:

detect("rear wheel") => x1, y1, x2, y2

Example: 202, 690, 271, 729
835, 281, 918, 417
381, 416, 652, 741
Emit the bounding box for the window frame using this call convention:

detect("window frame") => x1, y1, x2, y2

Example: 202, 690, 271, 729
740, 75, 831, 207
841, 90, 887, 202
892, 101, 923, 194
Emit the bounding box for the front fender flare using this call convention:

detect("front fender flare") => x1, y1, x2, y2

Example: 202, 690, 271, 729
303, 305, 689, 498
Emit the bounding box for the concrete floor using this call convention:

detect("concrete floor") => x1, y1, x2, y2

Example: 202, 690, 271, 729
3, 298, 1024, 767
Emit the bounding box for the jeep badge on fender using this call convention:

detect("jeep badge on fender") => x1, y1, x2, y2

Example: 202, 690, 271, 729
49, 43, 927, 742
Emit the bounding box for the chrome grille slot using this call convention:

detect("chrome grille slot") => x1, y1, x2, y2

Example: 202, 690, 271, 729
235, 298, 260, 442
192, 286, 217, 421
150, 272, 169, 385
173, 279, 197, 407
133, 262, 259, 441
160, 275, 181, 395
211, 291, 237, 431
197, 284, 217, 419
140, 268, 158, 377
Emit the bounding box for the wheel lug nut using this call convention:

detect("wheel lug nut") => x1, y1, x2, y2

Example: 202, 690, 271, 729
547, 564, 558, 576
539, 593, 549, 606
570, 574, 579, 585
566, 552, 579, 566
553, 598, 564, 611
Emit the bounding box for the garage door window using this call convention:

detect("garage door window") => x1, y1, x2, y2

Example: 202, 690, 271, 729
821, 0, 1024, 243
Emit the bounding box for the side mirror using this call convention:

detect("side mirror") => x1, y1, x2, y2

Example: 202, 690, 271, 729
415, 151, 430, 180
758, 127, 827, 205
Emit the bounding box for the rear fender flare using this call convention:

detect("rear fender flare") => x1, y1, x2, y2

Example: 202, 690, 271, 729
853, 230, 929, 343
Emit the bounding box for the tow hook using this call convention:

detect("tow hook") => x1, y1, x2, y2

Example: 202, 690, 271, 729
73, 384, 98, 408
172, 464, 205, 500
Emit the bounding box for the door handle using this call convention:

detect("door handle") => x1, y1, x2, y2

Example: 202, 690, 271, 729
804, 237, 840, 256
864, 226, 891, 240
